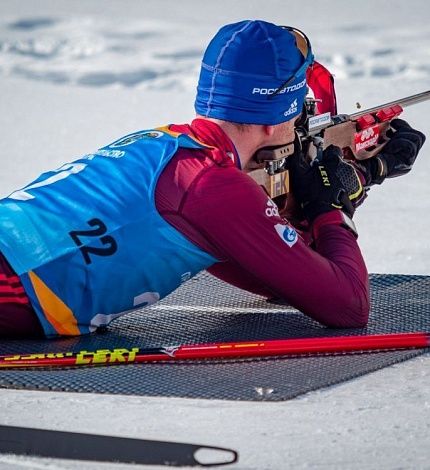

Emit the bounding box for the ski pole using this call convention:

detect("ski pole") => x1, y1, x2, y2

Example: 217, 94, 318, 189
0, 332, 428, 369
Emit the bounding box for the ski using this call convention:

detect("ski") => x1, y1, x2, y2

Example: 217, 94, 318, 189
0, 332, 429, 369
0, 424, 238, 467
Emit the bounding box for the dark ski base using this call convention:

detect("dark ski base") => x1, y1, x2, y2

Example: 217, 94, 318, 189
0, 424, 238, 467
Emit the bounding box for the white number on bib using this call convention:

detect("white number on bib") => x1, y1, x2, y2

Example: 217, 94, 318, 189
8, 163, 87, 201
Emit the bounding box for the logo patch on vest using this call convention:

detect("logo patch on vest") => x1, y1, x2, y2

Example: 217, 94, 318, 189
109, 131, 164, 148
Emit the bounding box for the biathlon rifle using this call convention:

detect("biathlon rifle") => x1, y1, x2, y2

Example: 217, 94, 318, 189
249, 89, 430, 199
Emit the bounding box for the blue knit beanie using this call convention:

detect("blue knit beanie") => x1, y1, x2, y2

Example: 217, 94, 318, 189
195, 20, 311, 125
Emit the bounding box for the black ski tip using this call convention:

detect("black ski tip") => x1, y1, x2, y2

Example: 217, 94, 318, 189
0, 424, 238, 467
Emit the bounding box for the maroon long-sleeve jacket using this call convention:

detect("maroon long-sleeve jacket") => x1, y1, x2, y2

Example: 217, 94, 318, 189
0, 119, 369, 337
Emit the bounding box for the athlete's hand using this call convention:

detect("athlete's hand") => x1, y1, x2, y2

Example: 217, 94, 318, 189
354, 119, 426, 185
290, 145, 364, 223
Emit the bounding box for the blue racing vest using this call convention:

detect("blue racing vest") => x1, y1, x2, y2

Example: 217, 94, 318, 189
0, 127, 218, 337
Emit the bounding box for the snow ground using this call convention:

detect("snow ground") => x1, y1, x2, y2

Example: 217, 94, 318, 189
0, 1, 429, 469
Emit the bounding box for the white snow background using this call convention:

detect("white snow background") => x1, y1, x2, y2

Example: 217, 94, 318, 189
0, 1, 429, 469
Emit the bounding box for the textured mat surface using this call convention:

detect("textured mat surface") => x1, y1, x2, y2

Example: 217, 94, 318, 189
0, 273, 429, 401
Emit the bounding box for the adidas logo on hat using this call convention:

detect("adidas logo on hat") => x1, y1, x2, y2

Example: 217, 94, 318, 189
284, 99, 298, 117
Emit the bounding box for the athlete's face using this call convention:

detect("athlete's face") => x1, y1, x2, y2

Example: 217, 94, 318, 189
268, 118, 296, 147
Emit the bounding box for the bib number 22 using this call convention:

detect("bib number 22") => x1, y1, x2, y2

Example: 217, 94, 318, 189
69, 218, 117, 265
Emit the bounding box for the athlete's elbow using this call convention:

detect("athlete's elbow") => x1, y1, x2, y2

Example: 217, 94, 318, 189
315, 286, 370, 329
342, 307, 369, 328
327, 289, 370, 329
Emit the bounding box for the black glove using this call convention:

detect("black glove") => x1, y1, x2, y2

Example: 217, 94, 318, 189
290, 145, 364, 223
354, 119, 426, 186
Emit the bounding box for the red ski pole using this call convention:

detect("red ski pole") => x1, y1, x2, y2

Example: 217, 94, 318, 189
0, 332, 428, 369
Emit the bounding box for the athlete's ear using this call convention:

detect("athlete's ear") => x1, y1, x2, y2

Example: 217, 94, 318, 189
263, 125, 276, 136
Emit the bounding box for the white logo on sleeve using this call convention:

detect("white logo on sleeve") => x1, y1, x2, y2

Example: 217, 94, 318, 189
274, 223, 298, 248
265, 199, 279, 217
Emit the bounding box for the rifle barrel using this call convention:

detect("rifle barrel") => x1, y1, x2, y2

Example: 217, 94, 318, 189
349, 89, 430, 120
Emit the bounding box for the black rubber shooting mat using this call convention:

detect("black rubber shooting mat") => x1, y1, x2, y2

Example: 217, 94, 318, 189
0, 273, 429, 401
